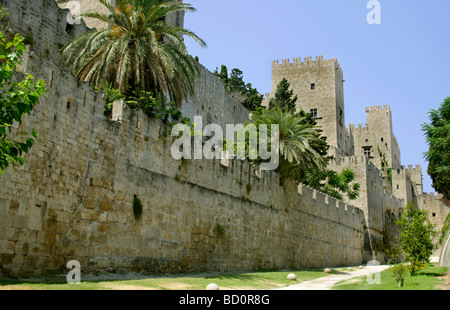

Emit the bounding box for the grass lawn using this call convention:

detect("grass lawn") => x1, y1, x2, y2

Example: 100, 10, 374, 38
0, 269, 330, 290
332, 264, 449, 290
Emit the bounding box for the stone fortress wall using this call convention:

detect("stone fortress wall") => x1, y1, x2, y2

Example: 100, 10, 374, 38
56, 0, 184, 31
0, 0, 366, 277
264, 54, 450, 262
54, 0, 249, 127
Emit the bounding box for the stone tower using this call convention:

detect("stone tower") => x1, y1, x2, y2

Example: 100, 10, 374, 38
57, 0, 184, 30
350, 105, 402, 173
264, 56, 350, 159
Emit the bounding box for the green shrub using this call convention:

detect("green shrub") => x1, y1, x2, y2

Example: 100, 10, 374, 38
389, 263, 408, 287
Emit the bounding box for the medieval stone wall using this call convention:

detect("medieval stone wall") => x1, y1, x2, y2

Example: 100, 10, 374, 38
0, 0, 364, 277
328, 156, 406, 262
56, 0, 184, 31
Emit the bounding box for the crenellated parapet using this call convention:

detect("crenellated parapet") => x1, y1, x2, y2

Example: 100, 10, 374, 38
272, 55, 342, 74
365, 105, 392, 113
348, 123, 369, 135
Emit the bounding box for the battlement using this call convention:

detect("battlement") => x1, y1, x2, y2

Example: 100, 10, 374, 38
297, 183, 357, 214
348, 123, 369, 133
419, 192, 444, 199
406, 164, 422, 171
272, 55, 341, 71
365, 105, 391, 113
399, 164, 422, 178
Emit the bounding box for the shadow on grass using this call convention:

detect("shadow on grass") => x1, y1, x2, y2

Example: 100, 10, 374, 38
0, 268, 328, 290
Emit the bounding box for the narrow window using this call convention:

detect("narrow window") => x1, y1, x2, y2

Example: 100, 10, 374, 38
311, 83, 316, 90
432, 213, 436, 217
365, 139, 369, 143
310, 109, 318, 118
67, 98, 74, 109
363, 147, 371, 157
381, 137, 384, 142
397, 185, 399, 190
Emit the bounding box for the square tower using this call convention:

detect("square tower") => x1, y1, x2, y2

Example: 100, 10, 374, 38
351, 105, 402, 172
267, 56, 349, 158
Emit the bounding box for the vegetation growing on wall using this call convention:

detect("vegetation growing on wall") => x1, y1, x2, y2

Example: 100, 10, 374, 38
213, 65, 263, 112
99, 83, 191, 126
247, 79, 359, 201
378, 146, 393, 191
62, 0, 206, 106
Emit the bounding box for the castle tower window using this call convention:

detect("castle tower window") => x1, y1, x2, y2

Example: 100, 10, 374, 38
311, 83, 316, 90
432, 213, 436, 217
310, 109, 318, 118
381, 137, 384, 142
363, 147, 372, 157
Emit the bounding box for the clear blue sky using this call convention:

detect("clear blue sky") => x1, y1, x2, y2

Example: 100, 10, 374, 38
183, 0, 450, 194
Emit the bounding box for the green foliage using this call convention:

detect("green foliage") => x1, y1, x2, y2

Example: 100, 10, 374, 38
133, 195, 143, 221
94, 82, 125, 117
396, 203, 439, 276
213, 65, 263, 112
216, 224, 226, 237
388, 263, 408, 287
62, 0, 206, 105
0, 8, 47, 174
250, 107, 327, 182
215, 65, 229, 85
125, 89, 184, 125
378, 146, 393, 190
268, 78, 298, 114
422, 97, 450, 199
304, 168, 361, 201
228, 68, 246, 92
334, 263, 448, 290
98, 82, 190, 126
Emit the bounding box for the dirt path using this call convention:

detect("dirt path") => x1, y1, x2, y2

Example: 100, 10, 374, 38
436, 272, 450, 290
275, 265, 390, 290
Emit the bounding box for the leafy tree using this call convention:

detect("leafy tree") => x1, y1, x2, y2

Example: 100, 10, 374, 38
0, 8, 47, 174
295, 109, 329, 158
261, 79, 359, 200
251, 107, 327, 182
242, 84, 263, 112
422, 97, 450, 199
396, 203, 439, 276
214, 65, 263, 112
268, 78, 298, 114
214, 65, 229, 85
304, 168, 360, 201
62, 0, 206, 105
228, 68, 246, 92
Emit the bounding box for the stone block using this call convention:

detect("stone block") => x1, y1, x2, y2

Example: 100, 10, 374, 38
98, 200, 112, 211
81, 208, 99, 221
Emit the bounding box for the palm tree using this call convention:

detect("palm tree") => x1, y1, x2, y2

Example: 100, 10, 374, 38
251, 108, 327, 181
62, 0, 207, 105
